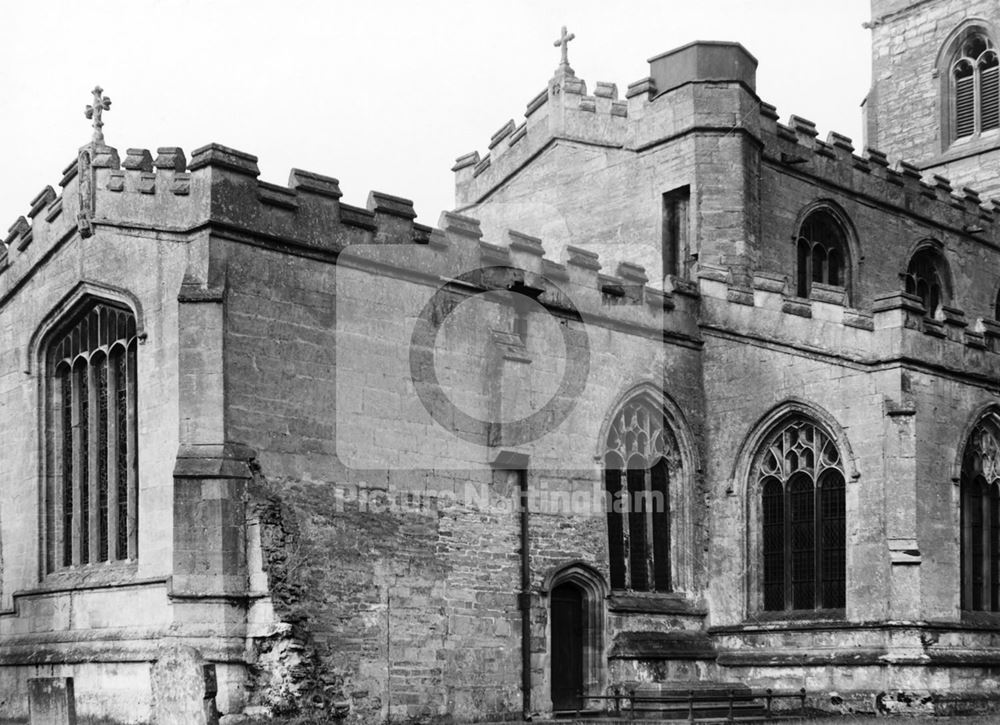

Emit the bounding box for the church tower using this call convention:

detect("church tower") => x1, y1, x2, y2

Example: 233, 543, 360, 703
865, 0, 1000, 197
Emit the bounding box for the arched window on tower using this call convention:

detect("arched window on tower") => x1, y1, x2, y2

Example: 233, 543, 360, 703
755, 417, 845, 612
904, 246, 951, 318
795, 209, 850, 300
45, 301, 139, 573
950, 30, 999, 142
604, 397, 676, 593
961, 413, 1000, 612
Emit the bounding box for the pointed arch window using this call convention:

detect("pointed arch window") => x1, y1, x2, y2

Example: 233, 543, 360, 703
604, 398, 675, 592
950, 31, 999, 141
756, 418, 845, 612
45, 302, 138, 572
795, 209, 850, 300
904, 246, 951, 318
961, 414, 1000, 612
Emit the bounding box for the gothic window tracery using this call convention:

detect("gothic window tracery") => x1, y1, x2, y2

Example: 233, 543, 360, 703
46, 302, 138, 572
795, 209, 850, 300
961, 415, 1000, 612
756, 418, 845, 612
604, 397, 676, 592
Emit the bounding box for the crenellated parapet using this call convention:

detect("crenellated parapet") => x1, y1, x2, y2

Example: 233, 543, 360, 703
758, 103, 1000, 243
0, 141, 699, 342
454, 37, 1000, 257
452, 68, 631, 206
454, 41, 761, 209
406, 212, 700, 342
698, 264, 1000, 381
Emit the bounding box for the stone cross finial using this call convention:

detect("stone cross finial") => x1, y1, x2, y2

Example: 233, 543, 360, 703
553, 26, 575, 70
85, 86, 112, 145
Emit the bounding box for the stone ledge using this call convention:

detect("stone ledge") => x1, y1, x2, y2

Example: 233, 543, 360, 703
608, 593, 706, 615
173, 443, 257, 479
609, 631, 716, 660
15, 566, 150, 600
716, 649, 886, 667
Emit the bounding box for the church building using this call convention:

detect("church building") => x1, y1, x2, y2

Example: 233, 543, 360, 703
1, 0, 1000, 721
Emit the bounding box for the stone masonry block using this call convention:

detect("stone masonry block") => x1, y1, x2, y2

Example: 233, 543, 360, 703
28, 677, 76, 725
151, 643, 219, 725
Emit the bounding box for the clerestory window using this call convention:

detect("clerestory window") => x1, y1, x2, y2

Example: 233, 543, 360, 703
45, 302, 138, 572
904, 247, 951, 318
795, 209, 850, 300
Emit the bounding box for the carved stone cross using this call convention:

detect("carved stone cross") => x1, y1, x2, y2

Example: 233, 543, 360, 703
85, 86, 112, 145
553, 26, 575, 69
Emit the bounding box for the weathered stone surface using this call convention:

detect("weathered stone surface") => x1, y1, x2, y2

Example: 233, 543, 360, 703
2, 6, 1000, 724
150, 644, 219, 725
28, 678, 76, 725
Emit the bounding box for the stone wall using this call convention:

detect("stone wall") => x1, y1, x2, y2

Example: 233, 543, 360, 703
220, 214, 705, 720
868, 0, 1000, 196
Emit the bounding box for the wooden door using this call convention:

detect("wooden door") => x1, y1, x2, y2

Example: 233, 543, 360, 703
550, 583, 584, 711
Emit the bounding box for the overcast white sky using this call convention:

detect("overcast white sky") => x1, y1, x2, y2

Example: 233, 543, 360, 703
1, 1, 872, 230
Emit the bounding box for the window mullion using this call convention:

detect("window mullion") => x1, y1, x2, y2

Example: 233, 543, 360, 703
71, 365, 84, 567
783, 481, 792, 611
87, 359, 100, 563
644, 470, 655, 590
126, 344, 139, 560
814, 482, 822, 610
993, 489, 1000, 612
975, 66, 983, 135
966, 481, 976, 609
49, 374, 61, 574
107, 355, 120, 561
620, 473, 631, 590
983, 490, 992, 610
805, 247, 813, 298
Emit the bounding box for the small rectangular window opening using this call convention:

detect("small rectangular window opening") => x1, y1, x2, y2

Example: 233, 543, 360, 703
662, 186, 691, 283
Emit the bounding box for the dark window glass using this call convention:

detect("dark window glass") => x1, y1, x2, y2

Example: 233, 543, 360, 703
904, 248, 949, 317
46, 303, 139, 572
662, 187, 691, 281
961, 418, 1000, 611
604, 398, 675, 592
756, 419, 846, 612
795, 210, 849, 299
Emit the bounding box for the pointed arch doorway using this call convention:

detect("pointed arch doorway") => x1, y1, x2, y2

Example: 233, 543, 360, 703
550, 581, 584, 710
546, 563, 606, 713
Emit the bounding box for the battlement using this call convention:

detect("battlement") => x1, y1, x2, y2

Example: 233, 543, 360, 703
454, 38, 1000, 250
698, 265, 1000, 383
0, 142, 698, 341
757, 104, 1000, 243
454, 41, 760, 209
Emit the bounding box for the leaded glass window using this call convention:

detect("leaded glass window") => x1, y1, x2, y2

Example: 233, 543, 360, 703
961, 415, 1000, 612
46, 302, 138, 572
604, 398, 675, 592
756, 419, 845, 612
